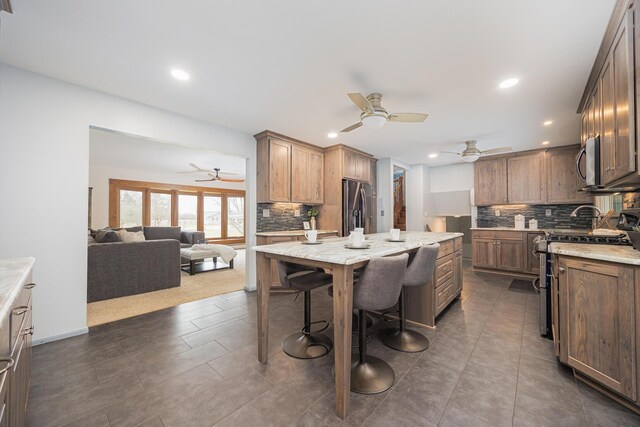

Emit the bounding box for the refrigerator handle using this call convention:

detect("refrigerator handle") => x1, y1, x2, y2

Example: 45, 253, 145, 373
343, 181, 348, 236
360, 188, 366, 217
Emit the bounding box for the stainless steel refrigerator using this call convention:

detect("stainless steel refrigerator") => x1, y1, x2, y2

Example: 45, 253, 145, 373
342, 179, 375, 236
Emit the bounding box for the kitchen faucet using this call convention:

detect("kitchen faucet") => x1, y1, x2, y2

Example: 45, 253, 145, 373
570, 205, 603, 229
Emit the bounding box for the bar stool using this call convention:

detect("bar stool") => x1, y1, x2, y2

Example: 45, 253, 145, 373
380, 244, 440, 353
277, 261, 334, 359
350, 254, 409, 394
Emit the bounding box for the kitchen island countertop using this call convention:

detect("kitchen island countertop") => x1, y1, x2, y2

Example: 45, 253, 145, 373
255, 230, 338, 237
549, 242, 640, 265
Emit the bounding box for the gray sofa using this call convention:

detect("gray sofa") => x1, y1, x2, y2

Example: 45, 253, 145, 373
87, 227, 205, 302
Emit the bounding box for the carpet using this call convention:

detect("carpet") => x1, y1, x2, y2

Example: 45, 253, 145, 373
508, 278, 538, 295
87, 250, 246, 327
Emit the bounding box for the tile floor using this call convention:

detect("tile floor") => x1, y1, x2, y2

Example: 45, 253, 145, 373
27, 263, 640, 426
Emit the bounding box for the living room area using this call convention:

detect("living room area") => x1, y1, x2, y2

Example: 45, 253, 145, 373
87, 128, 247, 326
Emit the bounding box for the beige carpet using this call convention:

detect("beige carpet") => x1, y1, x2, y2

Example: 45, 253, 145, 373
87, 250, 246, 327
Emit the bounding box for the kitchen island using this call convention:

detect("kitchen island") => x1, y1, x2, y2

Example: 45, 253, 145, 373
253, 231, 463, 419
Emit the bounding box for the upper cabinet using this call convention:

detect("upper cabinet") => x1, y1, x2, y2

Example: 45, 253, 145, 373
579, 0, 638, 188
342, 148, 371, 182
474, 158, 507, 205
507, 152, 546, 204
474, 146, 591, 206
255, 131, 324, 204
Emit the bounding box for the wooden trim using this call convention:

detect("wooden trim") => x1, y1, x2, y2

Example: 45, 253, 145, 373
253, 130, 323, 152
324, 143, 374, 158
578, 0, 633, 113
108, 178, 244, 195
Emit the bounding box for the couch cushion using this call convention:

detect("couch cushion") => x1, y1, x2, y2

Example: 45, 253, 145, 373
118, 230, 146, 243
144, 226, 181, 241
95, 229, 122, 243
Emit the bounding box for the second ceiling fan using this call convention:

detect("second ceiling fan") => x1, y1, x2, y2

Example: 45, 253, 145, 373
340, 92, 429, 133
440, 140, 512, 163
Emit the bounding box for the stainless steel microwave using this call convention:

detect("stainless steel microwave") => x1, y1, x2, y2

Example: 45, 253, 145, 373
577, 136, 601, 189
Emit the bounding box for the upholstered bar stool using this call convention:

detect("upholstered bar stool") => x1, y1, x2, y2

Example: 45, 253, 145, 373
277, 261, 334, 359
380, 243, 440, 352
350, 253, 408, 394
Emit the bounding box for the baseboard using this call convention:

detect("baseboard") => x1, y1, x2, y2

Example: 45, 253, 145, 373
471, 267, 537, 280
33, 327, 89, 346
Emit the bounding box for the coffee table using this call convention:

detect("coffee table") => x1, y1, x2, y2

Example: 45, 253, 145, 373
180, 246, 235, 275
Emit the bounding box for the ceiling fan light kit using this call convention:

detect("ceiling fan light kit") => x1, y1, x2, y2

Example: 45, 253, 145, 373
361, 114, 387, 129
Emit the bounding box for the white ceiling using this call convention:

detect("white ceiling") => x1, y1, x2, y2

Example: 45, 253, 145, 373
0, 1, 616, 166
89, 128, 246, 181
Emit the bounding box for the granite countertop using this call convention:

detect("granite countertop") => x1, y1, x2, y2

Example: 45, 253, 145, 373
253, 231, 463, 265
0, 258, 34, 329
256, 230, 338, 237
549, 243, 640, 265
471, 227, 547, 232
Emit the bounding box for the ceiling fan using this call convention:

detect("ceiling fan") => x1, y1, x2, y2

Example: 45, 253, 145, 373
440, 140, 512, 163
340, 93, 428, 133
183, 163, 244, 182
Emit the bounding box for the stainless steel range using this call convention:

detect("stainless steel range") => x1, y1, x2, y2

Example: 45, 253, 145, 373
534, 231, 631, 338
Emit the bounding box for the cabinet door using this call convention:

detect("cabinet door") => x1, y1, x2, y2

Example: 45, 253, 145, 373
269, 140, 291, 202
524, 233, 543, 275
611, 11, 635, 182
472, 238, 497, 269
343, 151, 358, 179
290, 146, 309, 203
546, 148, 591, 204
308, 151, 324, 204
601, 57, 616, 184
592, 81, 601, 139
559, 258, 636, 400
496, 239, 524, 272
507, 153, 546, 204
356, 156, 370, 182
474, 158, 507, 205
453, 250, 463, 295
581, 108, 589, 147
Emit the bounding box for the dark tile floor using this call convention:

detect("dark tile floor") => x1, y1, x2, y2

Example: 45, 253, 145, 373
28, 263, 640, 426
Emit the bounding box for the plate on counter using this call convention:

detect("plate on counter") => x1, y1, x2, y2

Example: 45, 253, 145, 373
302, 241, 323, 245
344, 244, 371, 250
386, 238, 406, 242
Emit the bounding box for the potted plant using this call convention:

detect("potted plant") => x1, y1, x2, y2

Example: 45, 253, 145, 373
307, 208, 319, 230
630, 226, 640, 251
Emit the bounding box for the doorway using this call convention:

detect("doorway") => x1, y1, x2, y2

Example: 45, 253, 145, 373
393, 167, 406, 230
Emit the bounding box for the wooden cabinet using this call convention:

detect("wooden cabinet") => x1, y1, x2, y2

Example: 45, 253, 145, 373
472, 238, 497, 269
255, 131, 324, 204
472, 230, 538, 276
453, 250, 463, 295
342, 149, 370, 182
546, 147, 591, 204
497, 239, 525, 272
558, 256, 636, 400
474, 158, 507, 205
507, 152, 546, 204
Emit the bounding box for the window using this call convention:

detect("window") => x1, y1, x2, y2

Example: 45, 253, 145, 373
109, 179, 245, 243
150, 192, 172, 226
227, 196, 245, 237
203, 195, 222, 238
119, 190, 143, 227
178, 194, 198, 231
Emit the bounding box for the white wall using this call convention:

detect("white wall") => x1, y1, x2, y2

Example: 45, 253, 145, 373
429, 163, 474, 193
0, 64, 257, 344
425, 163, 475, 230
376, 158, 393, 232
406, 164, 426, 231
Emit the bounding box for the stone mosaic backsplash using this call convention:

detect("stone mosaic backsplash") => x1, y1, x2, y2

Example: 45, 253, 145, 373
257, 203, 315, 232
476, 204, 594, 229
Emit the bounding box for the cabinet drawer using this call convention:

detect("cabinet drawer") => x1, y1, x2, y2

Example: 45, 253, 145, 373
435, 254, 454, 288
438, 240, 454, 258
473, 230, 524, 241
454, 238, 462, 252
9, 291, 31, 354
436, 278, 455, 313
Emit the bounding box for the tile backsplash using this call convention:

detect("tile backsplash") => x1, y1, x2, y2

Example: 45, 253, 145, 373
257, 203, 314, 232
476, 204, 594, 229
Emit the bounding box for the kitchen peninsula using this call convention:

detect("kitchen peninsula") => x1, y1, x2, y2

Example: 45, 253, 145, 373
253, 231, 463, 419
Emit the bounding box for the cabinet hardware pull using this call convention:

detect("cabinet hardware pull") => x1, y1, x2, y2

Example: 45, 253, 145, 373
24, 283, 36, 289
23, 326, 34, 336
11, 306, 29, 316
0, 358, 14, 375
559, 267, 566, 273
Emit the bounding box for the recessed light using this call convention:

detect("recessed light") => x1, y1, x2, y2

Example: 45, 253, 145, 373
499, 78, 519, 89
327, 132, 338, 139
171, 69, 190, 81
542, 141, 550, 146
543, 120, 553, 126
428, 153, 438, 159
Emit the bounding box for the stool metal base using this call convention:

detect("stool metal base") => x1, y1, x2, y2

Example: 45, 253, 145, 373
350, 355, 395, 394
282, 332, 333, 359
379, 328, 430, 353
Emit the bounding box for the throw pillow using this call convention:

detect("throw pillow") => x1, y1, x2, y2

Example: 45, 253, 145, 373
120, 230, 146, 243
95, 229, 122, 243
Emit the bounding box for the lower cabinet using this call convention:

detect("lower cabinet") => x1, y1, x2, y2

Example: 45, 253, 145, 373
472, 230, 543, 276
557, 256, 637, 401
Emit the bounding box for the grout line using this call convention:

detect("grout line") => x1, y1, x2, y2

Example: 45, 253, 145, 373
511, 289, 530, 426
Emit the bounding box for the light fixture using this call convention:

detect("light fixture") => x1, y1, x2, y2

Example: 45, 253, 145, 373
543, 120, 553, 126
171, 69, 190, 81
462, 153, 481, 163
499, 78, 519, 89
428, 153, 438, 159
542, 140, 550, 146
361, 114, 387, 129
327, 132, 338, 139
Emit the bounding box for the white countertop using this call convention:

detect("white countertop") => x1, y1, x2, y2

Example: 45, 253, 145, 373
549, 243, 640, 265
0, 258, 34, 328
471, 227, 547, 232
253, 232, 463, 265
256, 230, 338, 237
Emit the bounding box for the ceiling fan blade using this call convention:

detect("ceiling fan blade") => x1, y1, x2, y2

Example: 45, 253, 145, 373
481, 147, 512, 155
218, 178, 245, 183
217, 171, 242, 176
340, 122, 363, 133
388, 113, 429, 123
195, 178, 215, 182
347, 93, 376, 114
440, 151, 461, 155
0, 0, 13, 13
